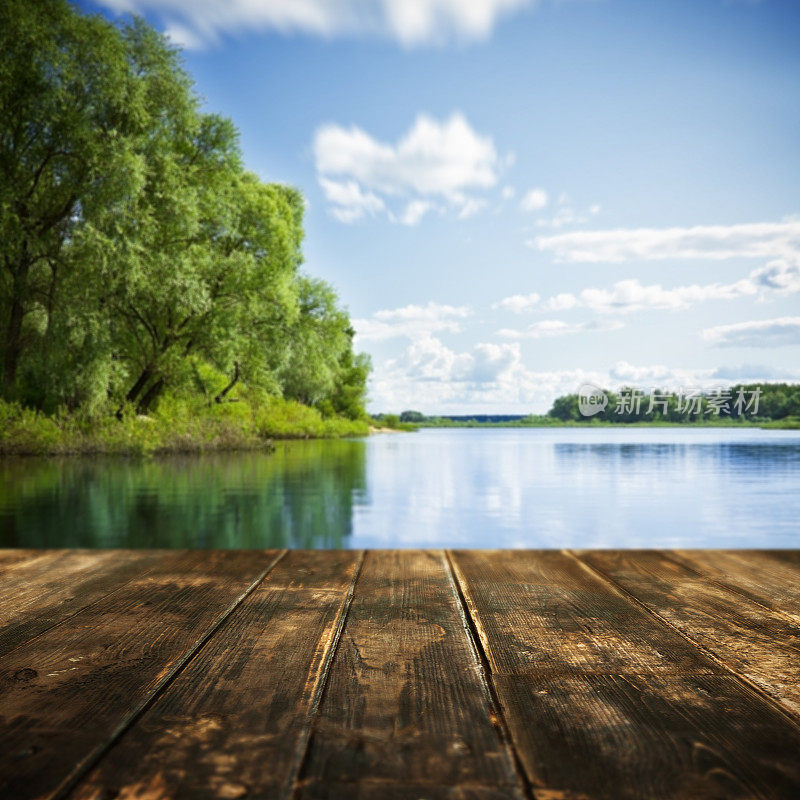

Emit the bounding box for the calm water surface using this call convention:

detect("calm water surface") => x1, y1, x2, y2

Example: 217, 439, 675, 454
1, 428, 799, 549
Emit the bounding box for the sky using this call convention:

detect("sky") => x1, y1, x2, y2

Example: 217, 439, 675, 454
82, 0, 800, 414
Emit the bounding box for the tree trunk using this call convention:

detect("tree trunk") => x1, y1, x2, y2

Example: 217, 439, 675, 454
214, 361, 240, 403
117, 366, 153, 418
2, 259, 30, 396
137, 378, 165, 415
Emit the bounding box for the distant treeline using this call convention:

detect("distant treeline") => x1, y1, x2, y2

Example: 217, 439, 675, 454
547, 384, 800, 423
391, 383, 800, 428
0, 1, 369, 429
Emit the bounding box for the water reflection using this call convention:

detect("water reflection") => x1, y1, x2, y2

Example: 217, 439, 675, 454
1, 428, 799, 549
0, 440, 366, 548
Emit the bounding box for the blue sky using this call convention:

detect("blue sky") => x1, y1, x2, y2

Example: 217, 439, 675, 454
84, 0, 800, 413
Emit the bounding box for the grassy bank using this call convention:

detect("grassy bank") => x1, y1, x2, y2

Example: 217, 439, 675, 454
0, 397, 369, 457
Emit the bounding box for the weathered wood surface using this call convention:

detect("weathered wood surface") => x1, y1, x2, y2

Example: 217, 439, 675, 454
0, 549, 283, 800
72, 550, 362, 800
450, 550, 800, 800
0, 549, 167, 658
575, 549, 800, 717
296, 550, 525, 800
0, 548, 799, 800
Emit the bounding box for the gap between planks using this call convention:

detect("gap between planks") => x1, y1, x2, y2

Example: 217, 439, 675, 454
285, 549, 366, 799
566, 549, 800, 731
443, 550, 536, 800
50, 549, 290, 800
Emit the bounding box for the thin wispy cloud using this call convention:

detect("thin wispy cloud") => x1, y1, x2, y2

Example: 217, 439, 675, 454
535, 220, 800, 262
314, 113, 504, 224
702, 317, 800, 348
101, 0, 534, 50
493, 256, 800, 315
496, 318, 624, 339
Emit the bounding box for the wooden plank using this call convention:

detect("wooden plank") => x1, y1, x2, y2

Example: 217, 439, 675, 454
0, 549, 167, 657
296, 550, 525, 800
670, 550, 800, 619
451, 549, 800, 800
0, 549, 282, 800
68, 550, 362, 800
0, 550, 46, 573
575, 549, 800, 718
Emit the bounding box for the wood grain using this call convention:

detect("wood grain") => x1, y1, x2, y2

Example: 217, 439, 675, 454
0, 549, 166, 658
296, 550, 526, 800
0, 549, 281, 800
451, 549, 800, 800
574, 549, 800, 718
0, 550, 46, 573
670, 550, 800, 619
69, 550, 363, 800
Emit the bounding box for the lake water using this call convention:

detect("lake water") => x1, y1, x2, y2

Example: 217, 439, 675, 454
1, 428, 799, 549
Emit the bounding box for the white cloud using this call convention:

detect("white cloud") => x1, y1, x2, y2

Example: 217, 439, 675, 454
608, 361, 714, 389
491, 292, 540, 313
370, 335, 611, 413
543, 292, 579, 311
497, 318, 624, 339
368, 339, 793, 413
531, 257, 798, 316
98, 0, 533, 49
395, 199, 434, 226
319, 177, 385, 223
750, 257, 800, 294
314, 113, 503, 224
702, 317, 800, 348
520, 188, 548, 212
353, 301, 471, 342
457, 197, 489, 219
535, 219, 800, 263
577, 276, 757, 313
501, 186, 516, 200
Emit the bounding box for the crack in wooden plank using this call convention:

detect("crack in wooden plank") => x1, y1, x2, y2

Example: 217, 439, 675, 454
445, 550, 536, 800
287, 549, 366, 800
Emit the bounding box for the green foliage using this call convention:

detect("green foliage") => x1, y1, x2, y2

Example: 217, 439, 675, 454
0, 2, 370, 441
0, 397, 367, 456
545, 383, 800, 424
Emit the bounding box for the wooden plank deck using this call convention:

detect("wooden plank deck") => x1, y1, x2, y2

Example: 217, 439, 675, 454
1, 550, 799, 800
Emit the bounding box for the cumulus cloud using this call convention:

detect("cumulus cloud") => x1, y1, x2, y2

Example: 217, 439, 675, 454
535, 220, 800, 263
370, 335, 611, 412
750, 257, 800, 294
491, 292, 540, 313
314, 113, 503, 224
97, 0, 533, 49
520, 188, 548, 212
608, 361, 715, 389
702, 317, 800, 348
496, 318, 624, 339
368, 336, 792, 413
543, 293, 579, 311
353, 302, 471, 342
319, 178, 384, 223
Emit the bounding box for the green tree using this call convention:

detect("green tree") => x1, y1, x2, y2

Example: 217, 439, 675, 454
0, 0, 140, 403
